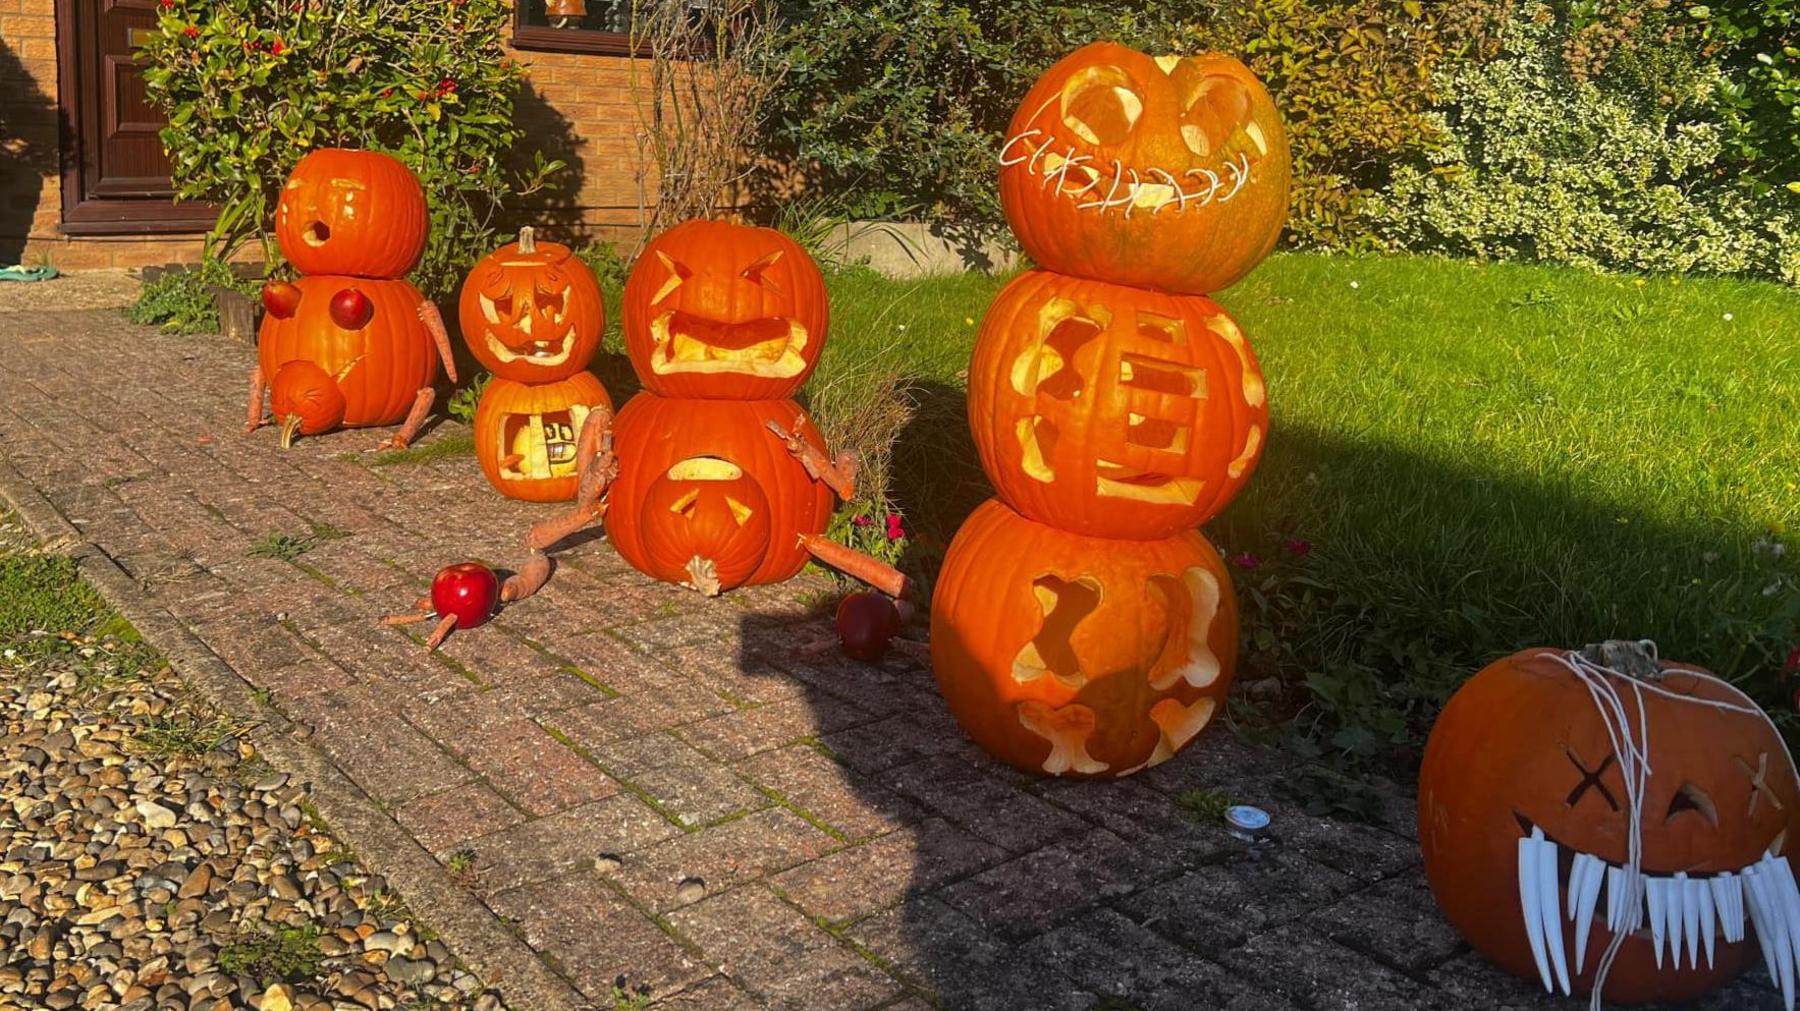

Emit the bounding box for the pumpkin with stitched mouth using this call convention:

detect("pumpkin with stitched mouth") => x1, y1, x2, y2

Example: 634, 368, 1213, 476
621, 220, 828, 401
1419, 642, 1800, 1005
458, 227, 605, 384
968, 270, 1267, 541
999, 42, 1290, 295
274, 148, 428, 279
473, 372, 613, 502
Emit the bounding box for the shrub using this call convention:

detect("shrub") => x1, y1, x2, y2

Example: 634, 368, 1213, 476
1369, 2, 1800, 282
127, 261, 255, 335
140, 0, 560, 298
1693, 0, 1800, 191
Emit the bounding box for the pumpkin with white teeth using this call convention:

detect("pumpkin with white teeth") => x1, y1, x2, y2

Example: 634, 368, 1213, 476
1420, 642, 1800, 1005
621, 220, 828, 401
999, 42, 1290, 295
458, 227, 605, 384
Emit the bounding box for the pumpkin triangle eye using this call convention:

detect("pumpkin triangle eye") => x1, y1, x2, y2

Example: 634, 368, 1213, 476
652, 251, 691, 304
741, 251, 785, 292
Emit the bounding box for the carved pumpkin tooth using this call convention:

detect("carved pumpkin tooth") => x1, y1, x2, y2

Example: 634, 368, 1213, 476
1534, 838, 1570, 995
1517, 832, 1554, 993
1646, 876, 1669, 969
1745, 867, 1784, 992
1711, 872, 1742, 944
1693, 876, 1716, 968
1666, 872, 1688, 970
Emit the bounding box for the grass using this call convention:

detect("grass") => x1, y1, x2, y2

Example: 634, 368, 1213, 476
216, 924, 323, 986
364, 429, 477, 467
805, 252, 1800, 779
247, 521, 348, 561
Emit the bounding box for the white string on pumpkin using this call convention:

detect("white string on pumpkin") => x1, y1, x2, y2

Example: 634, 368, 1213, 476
1542, 641, 1797, 1011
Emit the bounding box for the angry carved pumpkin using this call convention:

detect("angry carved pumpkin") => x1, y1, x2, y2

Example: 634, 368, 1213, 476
606, 394, 834, 589
621, 220, 828, 400
930, 498, 1238, 778
999, 43, 1289, 295
473, 372, 614, 503
968, 270, 1266, 541
457, 227, 605, 384
274, 149, 428, 279
1420, 643, 1800, 1005
256, 275, 438, 435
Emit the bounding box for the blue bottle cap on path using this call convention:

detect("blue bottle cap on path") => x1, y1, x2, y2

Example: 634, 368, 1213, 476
1225, 805, 1271, 834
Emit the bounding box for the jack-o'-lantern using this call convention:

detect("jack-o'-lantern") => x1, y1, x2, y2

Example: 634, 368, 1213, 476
634, 456, 775, 594
269, 360, 350, 449
458, 227, 605, 384
256, 275, 438, 435
968, 270, 1266, 541
606, 394, 833, 588
274, 149, 428, 279
999, 43, 1290, 295
1420, 642, 1800, 1004
621, 220, 828, 400
930, 498, 1238, 777
473, 372, 614, 502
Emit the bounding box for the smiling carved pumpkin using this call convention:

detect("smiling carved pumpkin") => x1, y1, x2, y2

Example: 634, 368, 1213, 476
458, 227, 605, 384
999, 43, 1289, 295
274, 149, 428, 279
621, 220, 828, 400
1420, 643, 1800, 1004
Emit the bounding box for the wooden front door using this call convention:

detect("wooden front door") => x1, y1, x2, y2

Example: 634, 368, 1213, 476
57, 0, 213, 233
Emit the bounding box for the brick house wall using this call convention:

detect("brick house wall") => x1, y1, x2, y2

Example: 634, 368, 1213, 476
0, 2, 650, 272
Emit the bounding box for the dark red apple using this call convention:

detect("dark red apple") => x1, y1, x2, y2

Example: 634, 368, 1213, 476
836, 592, 901, 662
431, 562, 499, 631
262, 280, 302, 319
329, 287, 374, 329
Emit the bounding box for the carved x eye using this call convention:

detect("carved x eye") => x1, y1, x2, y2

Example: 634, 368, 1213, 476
1566, 747, 1620, 812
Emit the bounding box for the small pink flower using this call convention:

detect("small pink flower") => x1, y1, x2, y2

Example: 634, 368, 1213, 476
158, 0, 174, 8
1231, 551, 1260, 569
182, 25, 198, 38
1285, 539, 1313, 557
852, 515, 872, 528
1786, 646, 1800, 677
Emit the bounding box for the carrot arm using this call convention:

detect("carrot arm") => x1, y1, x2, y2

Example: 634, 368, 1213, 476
799, 534, 908, 598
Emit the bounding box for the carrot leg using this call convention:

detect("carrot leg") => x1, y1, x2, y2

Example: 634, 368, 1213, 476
424, 613, 458, 650
419, 301, 458, 384
379, 387, 437, 450
799, 534, 908, 598
501, 553, 552, 602
526, 406, 616, 550
764, 420, 857, 500
245, 365, 267, 433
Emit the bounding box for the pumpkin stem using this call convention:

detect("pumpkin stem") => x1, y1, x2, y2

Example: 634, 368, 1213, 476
1577, 640, 1662, 680
277, 414, 303, 450
518, 226, 536, 255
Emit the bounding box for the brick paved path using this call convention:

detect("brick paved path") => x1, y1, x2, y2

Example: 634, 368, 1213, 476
0, 306, 1779, 1011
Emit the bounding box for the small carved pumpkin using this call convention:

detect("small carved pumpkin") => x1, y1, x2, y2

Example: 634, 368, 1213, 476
930, 498, 1238, 778
274, 149, 428, 279
457, 227, 606, 384
999, 43, 1289, 295
968, 270, 1266, 541
606, 394, 833, 588
621, 220, 828, 400
635, 457, 775, 594
269, 360, 350, 449
256, 275, 437, 433
1420, 644, 1800, 1004
473, 372, 614, 502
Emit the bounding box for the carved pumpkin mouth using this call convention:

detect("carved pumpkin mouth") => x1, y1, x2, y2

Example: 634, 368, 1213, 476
484, 329, 575, 367
649, 310, 809, 378
1509, 812, 1793, 995
302, 221, 331, 247
496, 407, 589, 481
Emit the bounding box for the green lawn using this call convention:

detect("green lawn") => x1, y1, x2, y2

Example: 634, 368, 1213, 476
807, 252, 1800, 779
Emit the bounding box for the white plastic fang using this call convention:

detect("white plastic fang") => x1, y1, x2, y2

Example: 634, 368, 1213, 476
1606, 866, 1625, 932
1695, 876, 1717, 969
1518, 832, 1554, 993
1712, 873, 1743, 943
1534, 837, 1572, 995
1678, 873, 1701, 970
1746, 867, 1783, 993
1572, 856, 1605, 974
1646, 877, 1668, 969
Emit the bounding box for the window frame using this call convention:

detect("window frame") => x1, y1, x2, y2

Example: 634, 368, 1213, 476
510, 1, 644, 56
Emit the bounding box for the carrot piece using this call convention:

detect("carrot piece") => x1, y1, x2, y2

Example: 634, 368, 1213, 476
799, 534, 908, 598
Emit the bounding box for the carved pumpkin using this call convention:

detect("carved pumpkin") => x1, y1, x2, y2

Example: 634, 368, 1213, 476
999, 43, 1290, 295
606, 394, 834, 588
269, 360, 350, 449
930, 498, 1238, 778
473, 372, 614, 503
621, 220, 828, 400
1419, 643, 1800, 1004
457, 227, 605, 384
634, 457, 775, 594
968, 270, 1266, 541
256, 275, 437, 432
274, 149, 428, 279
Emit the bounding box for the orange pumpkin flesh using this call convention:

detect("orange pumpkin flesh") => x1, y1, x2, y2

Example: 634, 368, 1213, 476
999, 43, 1290, 295
256, 275, 437, 430
1419, 647, 1800, 1003
969, 270, 1267, 541
275, 149, 428, 279
473, 372, 613, 503
621, 220, 828, 401
458, 227, 605, 384
930, 498, 1238, 778
606, 394, 833, 587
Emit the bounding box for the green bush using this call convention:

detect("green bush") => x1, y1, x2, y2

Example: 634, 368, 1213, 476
1369, 2, 1800, 282
140, 0, 560, 298
127, 262, 256, 335
1693, 0, 1800, 192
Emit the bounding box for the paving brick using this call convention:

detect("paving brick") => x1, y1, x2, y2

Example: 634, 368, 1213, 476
940, 829, 1174, 943
1215, 923, 1456, 1011
677, 694, 873, 763
1023, 908, 1305, 1011
735, 744, 922, 842
882, 754, 1088, 855
1122, 848, 1360, 953
625, 745, 772, 828
1308, 874, 1464, 975
612, 807, 841, 913
844, 898, 1098, 1011
282, 686, 473, 806
771, 817, 1007, 925
460, 793, 683, 896
396, 781, 528, 857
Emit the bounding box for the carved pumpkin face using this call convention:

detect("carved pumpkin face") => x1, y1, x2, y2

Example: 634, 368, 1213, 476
274, 149, 428, 279
256, 276, 438, 432
606, 394, 834, 588
968, 271, 1266, 541
621, 220, 828, 400
473, 372, 614, 503
1420, 647, 1800, 1004
930, 498, 1238, 777
458, 228, 605, 383
269, 360, 350, 449
1000, 43, 1289, 295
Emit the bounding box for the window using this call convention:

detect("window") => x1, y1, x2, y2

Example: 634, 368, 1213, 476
512, 0, 638, 55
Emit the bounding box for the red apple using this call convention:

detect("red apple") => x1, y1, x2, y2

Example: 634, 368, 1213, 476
262, 280, 302, 319
329, 287, 374, 329
431, 562, 499, 631
836, 592, 901, 662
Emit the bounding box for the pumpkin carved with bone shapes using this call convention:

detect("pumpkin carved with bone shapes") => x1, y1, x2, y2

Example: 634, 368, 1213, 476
1000, 43, 1289, 295
1420, 643, 1800, 1005
458, 228, 605, 384
930, 498, 1238, 778
969, 270, 1267, 541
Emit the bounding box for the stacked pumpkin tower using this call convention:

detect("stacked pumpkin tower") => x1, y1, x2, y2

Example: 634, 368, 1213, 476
930, 44, 1291, 777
